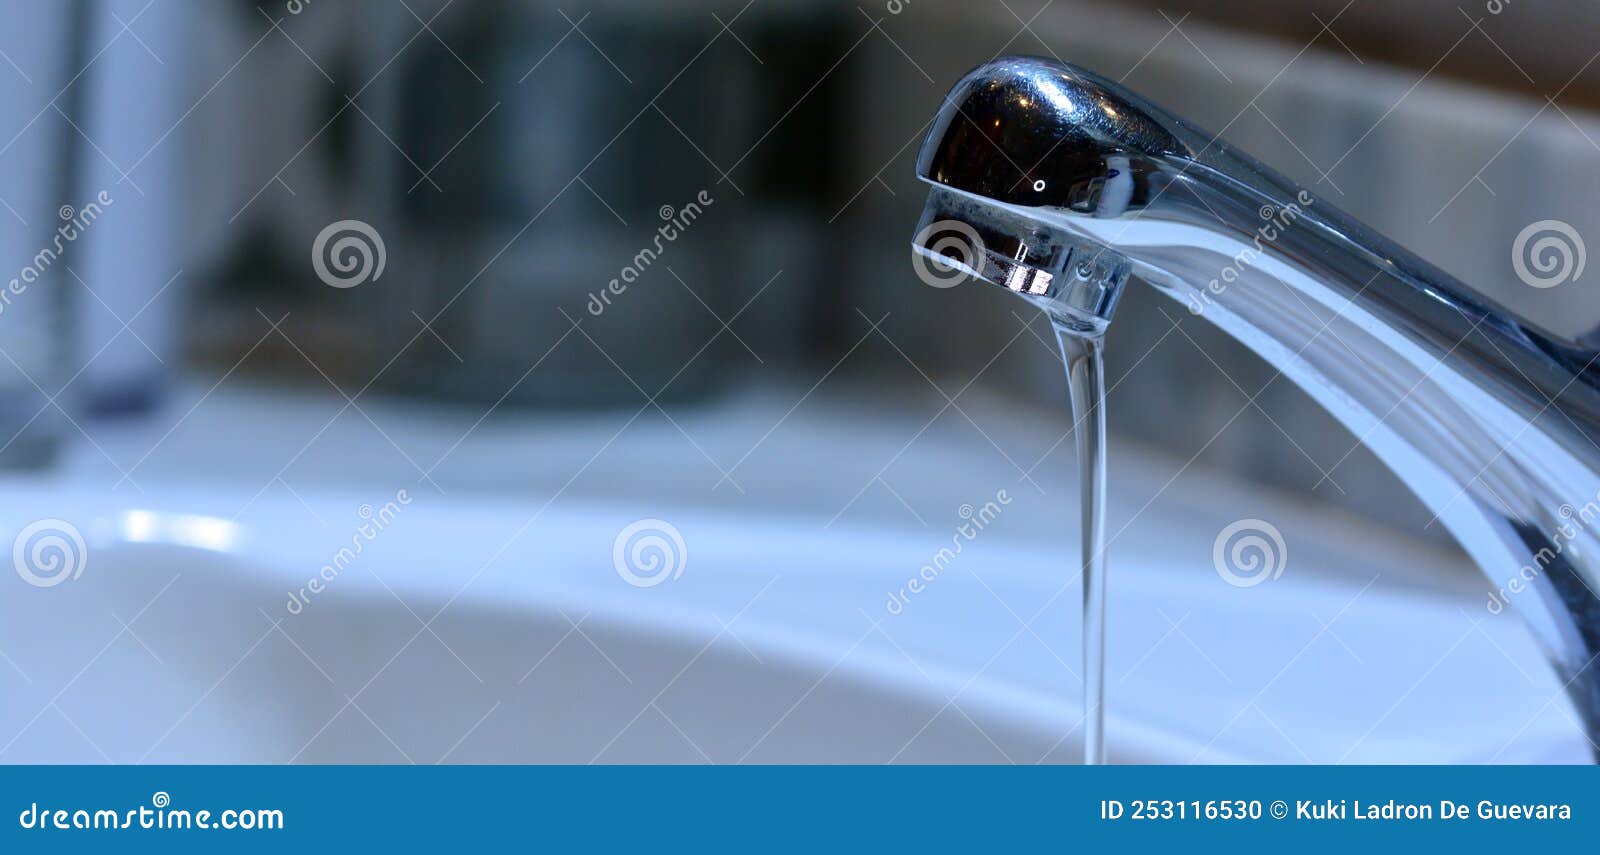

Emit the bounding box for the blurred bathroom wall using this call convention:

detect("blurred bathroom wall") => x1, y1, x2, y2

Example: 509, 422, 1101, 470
8, 0, 1598, 543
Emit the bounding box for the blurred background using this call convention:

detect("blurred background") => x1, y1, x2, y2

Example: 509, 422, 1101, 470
5, 0, 1599, 536
1, 0, 1597, 762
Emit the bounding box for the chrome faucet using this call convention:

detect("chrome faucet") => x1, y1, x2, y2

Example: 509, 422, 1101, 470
914, 56, 1600, 755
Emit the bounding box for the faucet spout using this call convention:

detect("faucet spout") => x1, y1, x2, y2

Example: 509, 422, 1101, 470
915, 56, 1600, 756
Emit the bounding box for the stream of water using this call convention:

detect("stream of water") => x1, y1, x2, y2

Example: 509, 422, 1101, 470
1055, 325, 1108, 765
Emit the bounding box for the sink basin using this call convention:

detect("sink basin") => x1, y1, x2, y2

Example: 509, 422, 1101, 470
0, 480, 1586, 764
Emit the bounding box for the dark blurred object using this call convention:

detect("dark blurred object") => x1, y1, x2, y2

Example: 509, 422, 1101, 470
372, 2, 737, 407
191, 1, 854, 409
0, 1, 85, 469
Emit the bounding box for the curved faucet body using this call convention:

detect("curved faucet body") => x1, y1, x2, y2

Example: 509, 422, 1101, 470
914, 57, 1600, 753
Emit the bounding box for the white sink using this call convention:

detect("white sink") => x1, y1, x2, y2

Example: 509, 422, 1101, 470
0, 479, 1587, 764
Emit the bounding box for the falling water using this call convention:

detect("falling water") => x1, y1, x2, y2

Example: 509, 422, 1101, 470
1055, 324, 1108, 765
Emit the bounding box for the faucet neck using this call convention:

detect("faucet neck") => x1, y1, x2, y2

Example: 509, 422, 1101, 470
916, 56, 1600, 753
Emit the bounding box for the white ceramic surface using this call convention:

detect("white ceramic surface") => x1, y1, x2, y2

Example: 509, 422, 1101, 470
0, 479, 1584, 764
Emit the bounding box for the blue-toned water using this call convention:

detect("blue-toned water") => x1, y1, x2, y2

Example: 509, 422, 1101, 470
1055, 326, 1108, 765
